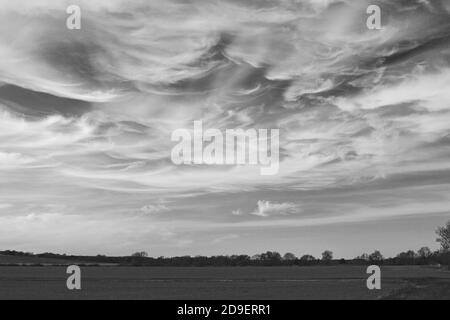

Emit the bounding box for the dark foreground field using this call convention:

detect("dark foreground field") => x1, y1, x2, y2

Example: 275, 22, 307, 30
0, 266, 449, 300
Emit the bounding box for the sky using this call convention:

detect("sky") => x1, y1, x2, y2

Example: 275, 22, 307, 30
0, 0, 449, 258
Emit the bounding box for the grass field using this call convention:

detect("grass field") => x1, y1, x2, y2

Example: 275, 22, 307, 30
0, 265, 449, 300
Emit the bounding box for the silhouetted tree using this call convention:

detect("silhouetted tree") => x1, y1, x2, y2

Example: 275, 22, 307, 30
251, 254, 261, 261
417, 247, 432, 259
394, 250, 416, 265
260, 251, 282, 261
321, 250, 333, 261
369, 250, 383, 262
355, 253, 369, 261
131, 251, 148, 258
299, 254, 315, 262
283, 252, 296, 261
436, 220, 450, 252
397, 250, 416, 259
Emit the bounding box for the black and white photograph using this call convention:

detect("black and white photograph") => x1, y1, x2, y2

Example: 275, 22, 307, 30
0, 0, 450, 305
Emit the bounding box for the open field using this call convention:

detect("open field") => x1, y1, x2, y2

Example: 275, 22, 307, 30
0, 265, 449, 300
0, 254, 97, 266
0, 254, 117, 266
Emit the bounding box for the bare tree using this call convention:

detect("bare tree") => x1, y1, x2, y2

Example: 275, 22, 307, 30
436, 220, 450, 252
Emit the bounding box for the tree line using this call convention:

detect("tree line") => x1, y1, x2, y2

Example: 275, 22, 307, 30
1, 220, 449, 267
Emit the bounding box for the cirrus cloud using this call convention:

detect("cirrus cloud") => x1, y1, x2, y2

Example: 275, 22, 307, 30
232, 200, 302, 218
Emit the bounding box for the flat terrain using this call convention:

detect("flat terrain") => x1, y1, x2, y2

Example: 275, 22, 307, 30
0, 265, 449, 300
0, 254, 95, 266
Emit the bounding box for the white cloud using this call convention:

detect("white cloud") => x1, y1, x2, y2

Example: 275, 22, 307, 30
0, 0, 449, 256
250, 200, 301, 217
232, 201, 301, 218
231, 209, 242, 216
140, 203, 170, 215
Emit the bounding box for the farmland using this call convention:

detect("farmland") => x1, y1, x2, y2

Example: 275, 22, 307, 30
0, 265, 449, 300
